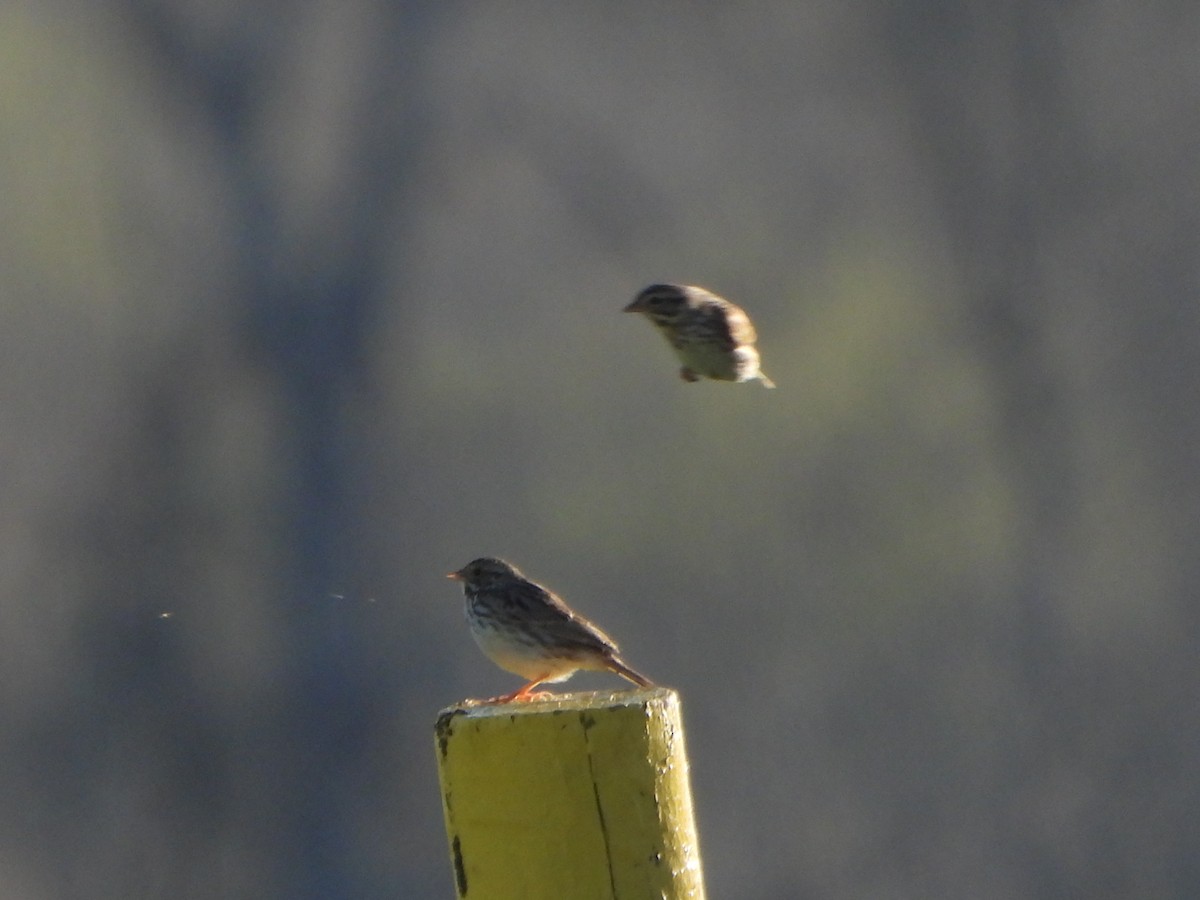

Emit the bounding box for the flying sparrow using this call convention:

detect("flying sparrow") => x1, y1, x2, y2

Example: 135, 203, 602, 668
447, 557, 654, 703
624, 283, 776, 387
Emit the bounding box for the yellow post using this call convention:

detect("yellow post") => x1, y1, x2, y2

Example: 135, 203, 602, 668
434, 687, 705, 899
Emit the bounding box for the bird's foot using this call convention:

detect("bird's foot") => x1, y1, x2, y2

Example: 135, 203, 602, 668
486, 685, 556, 704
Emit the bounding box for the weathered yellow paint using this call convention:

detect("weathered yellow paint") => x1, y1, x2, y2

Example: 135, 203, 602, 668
434, 687, 705, 899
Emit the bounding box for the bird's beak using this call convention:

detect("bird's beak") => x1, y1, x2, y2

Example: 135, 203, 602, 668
446, 571, 462, 581
622, 298, 643, 313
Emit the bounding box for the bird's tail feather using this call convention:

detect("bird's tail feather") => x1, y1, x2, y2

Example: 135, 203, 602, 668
607, 656, 655, 688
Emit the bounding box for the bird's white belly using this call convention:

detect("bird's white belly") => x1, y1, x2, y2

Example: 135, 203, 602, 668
470, 621, 577, 682
674, 341, 760, 381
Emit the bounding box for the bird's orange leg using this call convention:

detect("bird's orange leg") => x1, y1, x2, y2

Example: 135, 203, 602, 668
487, 678, 555, 704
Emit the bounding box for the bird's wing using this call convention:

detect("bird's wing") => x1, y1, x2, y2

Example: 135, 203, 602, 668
719, 302, 758, 346
508, 579, 621, 655
691, 290, 757, 349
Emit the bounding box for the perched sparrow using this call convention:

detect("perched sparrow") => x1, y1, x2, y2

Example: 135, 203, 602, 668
624, 283, 776, 387
447, 557, 654, 703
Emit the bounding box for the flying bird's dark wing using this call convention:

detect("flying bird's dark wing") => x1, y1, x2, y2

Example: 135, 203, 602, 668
720, 302, 758, 346
689, 288, 757, 350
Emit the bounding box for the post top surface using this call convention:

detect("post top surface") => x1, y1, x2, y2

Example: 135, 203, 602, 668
436, 686, 676, 724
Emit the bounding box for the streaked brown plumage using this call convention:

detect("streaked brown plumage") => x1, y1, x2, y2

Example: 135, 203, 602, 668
447, 557, 653, 703
624, 283, 776, 387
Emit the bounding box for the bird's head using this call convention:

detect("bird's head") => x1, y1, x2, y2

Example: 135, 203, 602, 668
447, 557, 522, 589
623, 283, 693, 324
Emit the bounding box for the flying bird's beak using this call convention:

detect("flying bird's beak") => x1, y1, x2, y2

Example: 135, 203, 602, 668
622, 298, 643, 313
446, 571, 462, 581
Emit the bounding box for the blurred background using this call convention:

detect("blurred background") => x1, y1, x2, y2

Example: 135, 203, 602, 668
2, 2, 1197, 897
